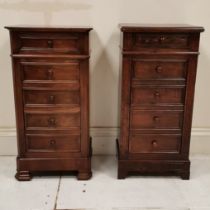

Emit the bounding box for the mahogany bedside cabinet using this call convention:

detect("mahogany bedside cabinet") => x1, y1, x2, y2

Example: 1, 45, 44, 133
117, 24, 204, 179
6, 26, 92, 181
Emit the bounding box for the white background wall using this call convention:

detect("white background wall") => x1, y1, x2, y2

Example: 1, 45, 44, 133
0, 0, 210, 154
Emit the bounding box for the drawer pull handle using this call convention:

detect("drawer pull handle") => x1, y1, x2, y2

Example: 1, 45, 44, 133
159, 36, 166, 43
151, 140, 158, 147
48, 117, 56, 127
144, 38, 150, 44
155, 66, 162, 73
50, 139, 56, 146
48, 95, 55, 103
47, 40, 53, 48
47, 69, 53, 80
154, 91, 160, 98
153, 116, 160, 122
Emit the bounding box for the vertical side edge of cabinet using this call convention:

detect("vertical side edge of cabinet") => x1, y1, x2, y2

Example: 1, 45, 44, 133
79, 57, 90, 157
8, 30, 21, 54
119, 54, 132, 159
11, 56, 26, 157
181, 33, 201, 158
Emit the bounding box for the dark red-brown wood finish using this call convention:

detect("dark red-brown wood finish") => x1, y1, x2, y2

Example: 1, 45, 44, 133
118, 24, 204, 179
5, 26, 92, 181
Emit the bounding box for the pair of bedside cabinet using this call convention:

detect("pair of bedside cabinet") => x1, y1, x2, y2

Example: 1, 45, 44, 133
6, 24, 204, 181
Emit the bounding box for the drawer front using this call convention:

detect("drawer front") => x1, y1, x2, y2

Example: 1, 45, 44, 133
22, 62, 79, 81
26, 134, 80, 152
18, 32, 84, 54
131, 86, 185, 105
129, 134, 181, 154
25, 113, 80, 129
130, 110, 183, 129
133, 59, 187, 80
24, 90, 80, 105
132, 33, 189, 50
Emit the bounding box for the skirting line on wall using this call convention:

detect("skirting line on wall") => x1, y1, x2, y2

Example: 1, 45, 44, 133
0, 127, 210, 155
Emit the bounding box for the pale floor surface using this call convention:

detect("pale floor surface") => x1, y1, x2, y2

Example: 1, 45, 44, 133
0, 155, 210, 210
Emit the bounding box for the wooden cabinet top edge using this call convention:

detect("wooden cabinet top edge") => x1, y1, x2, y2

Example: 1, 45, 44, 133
4, 26, 93, 32
119, 24, 204, 33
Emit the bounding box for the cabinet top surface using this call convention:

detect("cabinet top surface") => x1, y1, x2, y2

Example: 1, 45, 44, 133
5, 25, 92, 32
120, 24, 204, 33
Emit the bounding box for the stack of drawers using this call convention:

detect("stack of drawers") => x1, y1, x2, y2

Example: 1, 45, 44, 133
6, 26, 92, 181
118, 25, 204, 179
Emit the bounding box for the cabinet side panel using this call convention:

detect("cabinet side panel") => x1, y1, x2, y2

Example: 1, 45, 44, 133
11, 58, 26, 156
80, 58, 90, 157
181, 55, 199, 157
181, 33, 201, 158
119, 56, 132, 159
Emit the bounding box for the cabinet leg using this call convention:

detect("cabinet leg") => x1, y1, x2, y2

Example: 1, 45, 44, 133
77, 171, 92, 180
118, 169, 127, 179
15, 171, 32, 181
180, 170, 190, 180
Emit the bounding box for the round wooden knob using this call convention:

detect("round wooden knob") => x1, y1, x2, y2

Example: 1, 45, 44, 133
50, 139, 56, 145
47, 69, 53, 80
151, 140, 158, 147
154, 91, 160, 98
153, 116, 160, 122
48, 117, 56, 126
48, 95, 55, 103
47, 40, 53, 48
155, 65, 162, 73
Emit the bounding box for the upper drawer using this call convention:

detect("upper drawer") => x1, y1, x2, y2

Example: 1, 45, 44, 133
133, 59, 187, 81
12, 32, 89, 54
24, 90, 80, 106
123, 33, 190, 51
21, 61, 79, 81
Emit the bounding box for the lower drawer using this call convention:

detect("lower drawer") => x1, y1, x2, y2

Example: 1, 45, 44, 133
26, 134, 80, 152
129, 134, 181, 154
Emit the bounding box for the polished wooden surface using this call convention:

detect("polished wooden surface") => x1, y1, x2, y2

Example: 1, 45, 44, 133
6, 26, 92, 181
120, 24, 204, 32
118, 25, 204, 179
